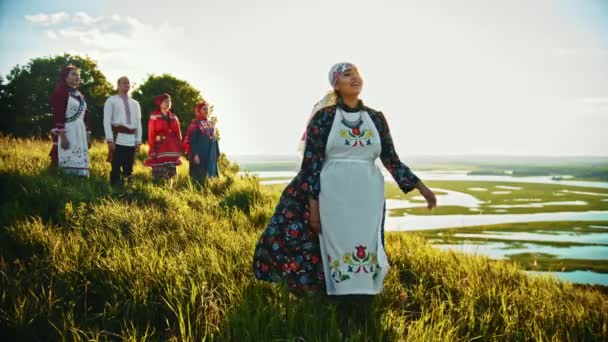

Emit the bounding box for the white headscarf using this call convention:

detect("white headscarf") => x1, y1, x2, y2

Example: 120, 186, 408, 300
298, 62, 355, 152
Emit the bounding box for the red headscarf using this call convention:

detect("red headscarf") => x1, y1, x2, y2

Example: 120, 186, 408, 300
154, 93, 171, 111
194, 101, 208, 120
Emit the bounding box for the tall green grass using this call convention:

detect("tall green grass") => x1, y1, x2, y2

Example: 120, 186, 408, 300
1, 137, 607, 341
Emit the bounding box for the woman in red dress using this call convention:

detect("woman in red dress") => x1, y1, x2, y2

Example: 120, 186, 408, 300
144, 93, 182, 182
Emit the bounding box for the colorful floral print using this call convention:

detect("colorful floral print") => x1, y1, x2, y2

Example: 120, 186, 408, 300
339, 127, 374, 147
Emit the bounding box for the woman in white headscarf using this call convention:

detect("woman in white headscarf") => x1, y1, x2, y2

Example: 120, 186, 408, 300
253, 62, 436, 297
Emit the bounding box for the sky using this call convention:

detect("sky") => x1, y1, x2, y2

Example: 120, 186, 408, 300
1, 0, 607, 156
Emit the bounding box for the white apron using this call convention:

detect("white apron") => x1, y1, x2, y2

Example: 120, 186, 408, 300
319, 107, 389, 295
58, 91, 89, 176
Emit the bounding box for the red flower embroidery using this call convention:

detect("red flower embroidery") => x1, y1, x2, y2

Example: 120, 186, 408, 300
311, 255, 320, 264
290, 229, 300, 237
260, 264, 269, 272
355, 245, 367, 259
352, 128, 361, 136
289, 261, 299, 271
285, 211, 294, 219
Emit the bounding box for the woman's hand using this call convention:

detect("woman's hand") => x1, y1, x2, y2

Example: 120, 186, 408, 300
416, 182, 437, 210
308, 198, 321, 235
60, 135, 70, 150
193, 154, 200, 165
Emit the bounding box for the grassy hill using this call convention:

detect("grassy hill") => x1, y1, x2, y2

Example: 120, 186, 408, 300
0, 137, 607, 341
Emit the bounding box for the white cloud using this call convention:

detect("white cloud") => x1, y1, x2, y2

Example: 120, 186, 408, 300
26, 11, 134, 37
45, 30, 58, 40
56, 28, 132, 50
72, 12, 103, 26
58, 16, 183, 57
24, 11, 190, 85
24, 12, 181, 53
25, 12, 69, 26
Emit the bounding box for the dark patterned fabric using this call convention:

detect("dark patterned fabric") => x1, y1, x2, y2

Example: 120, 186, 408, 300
151, 164, 177, 180
184, 119, 220, 182
252, 98, 420, 294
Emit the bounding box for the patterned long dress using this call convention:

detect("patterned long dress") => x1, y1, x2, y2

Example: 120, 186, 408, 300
183, 119, 220, 182
252, 98, 420, 295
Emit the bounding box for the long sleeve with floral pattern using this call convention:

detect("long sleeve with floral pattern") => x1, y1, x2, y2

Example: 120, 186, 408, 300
296, 107, 334, 200
372, 111, 420, 194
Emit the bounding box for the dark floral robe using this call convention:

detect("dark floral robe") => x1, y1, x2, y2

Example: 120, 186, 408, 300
252, 99, 420, 295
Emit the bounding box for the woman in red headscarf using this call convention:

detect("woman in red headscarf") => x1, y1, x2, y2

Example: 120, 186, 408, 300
144, 93, 182, 182
183, 101, 220, 183
49, 65, 91, 176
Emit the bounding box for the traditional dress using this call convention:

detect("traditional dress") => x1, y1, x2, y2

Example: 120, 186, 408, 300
103, 94, 142, 185
183, 118, 220, 182
49, 84, 90, 176
144, 107, 182, 180
252, 98, 420, 295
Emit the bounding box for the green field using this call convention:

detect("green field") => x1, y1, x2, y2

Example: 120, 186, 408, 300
387, 181, 608, 215
1, 137, 607, 341
415, 221, 608, 273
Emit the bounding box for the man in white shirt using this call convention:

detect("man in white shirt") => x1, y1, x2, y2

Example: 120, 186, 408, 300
103, 76, 142, 186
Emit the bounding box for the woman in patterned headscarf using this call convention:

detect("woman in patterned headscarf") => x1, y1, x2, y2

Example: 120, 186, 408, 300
183, 101, 220, 182
253, 62, 437, 297
144, 93, 182, 183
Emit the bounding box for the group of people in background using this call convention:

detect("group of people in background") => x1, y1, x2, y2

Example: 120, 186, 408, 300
49, 65, 220, 186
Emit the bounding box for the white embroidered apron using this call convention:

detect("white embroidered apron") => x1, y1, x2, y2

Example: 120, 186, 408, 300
319, 107, 389, 295
58, 91, 89, 176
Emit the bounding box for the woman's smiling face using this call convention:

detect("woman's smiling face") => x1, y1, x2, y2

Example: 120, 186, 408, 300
334, 66, 363, 97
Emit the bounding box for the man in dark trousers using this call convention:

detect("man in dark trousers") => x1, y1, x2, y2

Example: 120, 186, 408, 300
103, 76, 142, 186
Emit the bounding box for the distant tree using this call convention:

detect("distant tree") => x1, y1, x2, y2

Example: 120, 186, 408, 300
132, 74, 217, 139
0, 54, 113, 137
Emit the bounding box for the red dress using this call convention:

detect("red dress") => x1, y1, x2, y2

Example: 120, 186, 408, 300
144, 110, 182, 167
